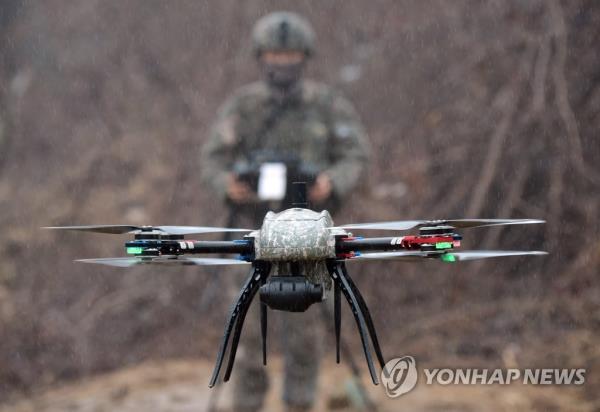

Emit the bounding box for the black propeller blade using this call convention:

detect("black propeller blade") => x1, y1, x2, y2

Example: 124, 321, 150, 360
447, 250, 548, 261
348, 251, 431, 262
348, 250, 547, 262
333, 218, 545, 231
44, 225, 252, 235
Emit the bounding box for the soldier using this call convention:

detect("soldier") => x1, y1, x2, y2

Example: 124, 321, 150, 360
201, 11, 369, 412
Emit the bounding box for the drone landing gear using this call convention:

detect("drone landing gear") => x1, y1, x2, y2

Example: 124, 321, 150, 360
260, 277, 268, 366
209, 261, 271, 387
326, 259, 386, 385
209, 259, 385, 386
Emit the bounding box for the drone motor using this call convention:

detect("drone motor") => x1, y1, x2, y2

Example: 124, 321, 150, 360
418, 225, 455, 236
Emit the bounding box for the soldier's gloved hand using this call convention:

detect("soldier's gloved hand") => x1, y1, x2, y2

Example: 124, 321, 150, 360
226, 174, 255, 203
309, 173, 333, 203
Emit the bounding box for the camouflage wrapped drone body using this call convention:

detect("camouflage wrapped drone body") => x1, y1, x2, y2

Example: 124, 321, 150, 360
254, 208, 346, 289
255, 208, 337, 261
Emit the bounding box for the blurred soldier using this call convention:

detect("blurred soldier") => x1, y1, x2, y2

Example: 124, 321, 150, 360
201, 11, 369, 412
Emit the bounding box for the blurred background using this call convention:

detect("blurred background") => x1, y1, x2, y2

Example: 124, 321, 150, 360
0, 0, 598, 410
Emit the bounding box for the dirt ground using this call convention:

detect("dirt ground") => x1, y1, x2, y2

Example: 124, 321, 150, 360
0, 357, 593, 412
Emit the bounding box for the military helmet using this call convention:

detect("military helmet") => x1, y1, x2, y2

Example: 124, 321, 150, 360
252, 12, 315, 57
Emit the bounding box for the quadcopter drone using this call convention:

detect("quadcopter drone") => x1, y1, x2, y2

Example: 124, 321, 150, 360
46, 184, 546, 387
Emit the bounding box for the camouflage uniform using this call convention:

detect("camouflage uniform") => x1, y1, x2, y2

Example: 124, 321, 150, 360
200, 12, 369, 412
201, 79, 369, 215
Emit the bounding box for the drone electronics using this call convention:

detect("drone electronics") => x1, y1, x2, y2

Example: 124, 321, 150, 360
46, 183, 547, 386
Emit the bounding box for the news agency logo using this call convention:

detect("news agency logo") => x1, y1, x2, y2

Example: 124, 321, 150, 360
381, 356, 418, 397
381, 355, 587, 398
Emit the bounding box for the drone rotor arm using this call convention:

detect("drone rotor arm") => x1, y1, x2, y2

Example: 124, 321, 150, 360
75, 256, 250, 267
176, 240, 253, 255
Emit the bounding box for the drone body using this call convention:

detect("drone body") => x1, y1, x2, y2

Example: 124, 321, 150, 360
46, 196, 547, 387
256, 208, 340, 261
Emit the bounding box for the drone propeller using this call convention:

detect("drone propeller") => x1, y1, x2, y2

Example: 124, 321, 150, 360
44, 225, 252, 235
447, 250, 548, 261
75, 256, 250, 267
349, 250, 547, 262
333, 218, 545, 231
348, 251, 430, 261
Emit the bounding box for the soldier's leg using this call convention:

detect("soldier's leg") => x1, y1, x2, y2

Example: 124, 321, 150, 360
281, 306, 323, 411
231, 298, 269, 412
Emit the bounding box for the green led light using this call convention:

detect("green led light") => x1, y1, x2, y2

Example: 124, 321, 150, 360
126, 247, 144, 255
435, 242, 453, 250
441, 253, 456, 263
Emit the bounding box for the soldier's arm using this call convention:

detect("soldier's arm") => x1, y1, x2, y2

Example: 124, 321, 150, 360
324, 94, 370, 197
200, 99, 240, 201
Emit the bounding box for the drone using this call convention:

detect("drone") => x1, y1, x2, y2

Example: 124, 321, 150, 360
46, 183, 547, 387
